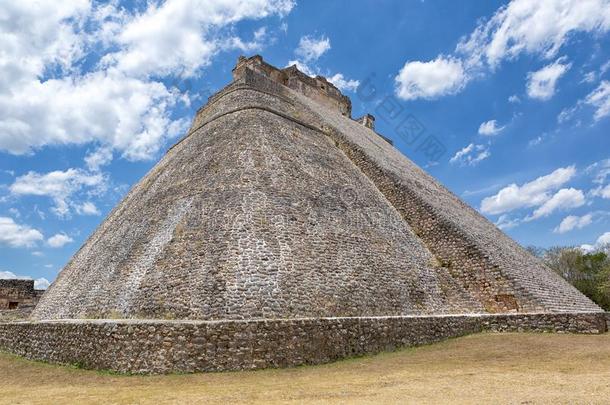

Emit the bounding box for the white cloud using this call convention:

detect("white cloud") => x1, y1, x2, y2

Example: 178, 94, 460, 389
480, 165, 576, 215
598, 231, 610, 246
557, 104, 579, 123
526, 188, 585, 220
224, 27, 269, 53
34, 278, 51, 289
508, 94, 521, 103
0, 69, 187, 160
582, 231, 610, 251
586, 158, 610, 184
457, 0, 610, 69
495, 214, 521, 230
582, 71, 597, 83
591, 184, 610, 199
0, 217, 44, 248
580, 243, 596, 253
478, 119, 505, 136
9, 169, 106, 217
528, 135, 545, 147
0, 270, 50, 290
0, 1, 294, 161
526, 58, 571, 100
102, 0, 294, 77
449, 143, 490, 166
287, 60, 316, 77
396, 0, 610, 100
585, 80, 610, 120
75, 201, 101, 216
47, 233, 74, 248
554, 213, 593, 233
327, 73, 360, 92
395, 56, 467, 100
84, 147, 113, 171
294, 35, 331, 62
0, 1, 185, 160
287, 36, 359, 93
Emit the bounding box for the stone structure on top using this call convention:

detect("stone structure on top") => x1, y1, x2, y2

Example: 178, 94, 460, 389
233, 55, 352, 116
0, 54, 603, 374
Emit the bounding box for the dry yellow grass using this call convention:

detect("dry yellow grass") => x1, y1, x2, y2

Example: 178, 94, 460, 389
1, 332, 609, 404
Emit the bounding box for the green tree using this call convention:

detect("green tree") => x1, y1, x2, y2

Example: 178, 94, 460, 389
540, 246, 610, 311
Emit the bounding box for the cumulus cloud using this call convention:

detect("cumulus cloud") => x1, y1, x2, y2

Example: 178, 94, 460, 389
0, 270, 50, 290
294, 35, 331, 62
526, 188, 585, 220
0, 1, 294, 160
84, 147, 113, 171
327, 73, 360, 92
101, 0, 294, 77
585, 80, 610, 120
526, 58, 571, 100
581, 231, 610, 252
554, 213, 593, 233
395, 57, 467, 100
480, 166, 576, 215
449, 143, 490, 166
598, 231, 610, 246
0, 70, 188, 159
75, 201, 101, 216
395, 0, 610, 100
9, 169, 106, 217
288, 35, 359, 93
0, 217, 44, 248
457, 0, 610, 69
47, 233, 74, 248
478, 120, 505, 136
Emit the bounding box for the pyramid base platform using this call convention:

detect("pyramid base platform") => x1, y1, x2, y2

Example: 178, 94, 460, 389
0, 313, 606, 374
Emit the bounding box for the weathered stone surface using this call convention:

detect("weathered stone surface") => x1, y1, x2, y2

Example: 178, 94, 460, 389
2, 54, 601, 374
0, 280, 43, 320
0, 313, 605, 374
31, 56, 602, 321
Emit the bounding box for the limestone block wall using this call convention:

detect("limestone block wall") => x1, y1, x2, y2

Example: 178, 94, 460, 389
0, 280, 40, 310
0, 313, 605, 374
32, 78, 486, 320
287, 83, 602, 314
32, 63, 601, 321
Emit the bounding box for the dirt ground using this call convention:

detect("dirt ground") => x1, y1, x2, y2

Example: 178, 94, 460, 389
1, 332, 609, 404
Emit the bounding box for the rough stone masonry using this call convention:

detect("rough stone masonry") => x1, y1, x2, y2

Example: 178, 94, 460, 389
0, 55, 606, 373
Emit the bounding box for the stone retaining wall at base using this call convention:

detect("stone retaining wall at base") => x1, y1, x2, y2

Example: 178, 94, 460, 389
0, 312, 606, 374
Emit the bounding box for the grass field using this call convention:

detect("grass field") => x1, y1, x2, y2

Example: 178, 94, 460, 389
1, 332, 609, 404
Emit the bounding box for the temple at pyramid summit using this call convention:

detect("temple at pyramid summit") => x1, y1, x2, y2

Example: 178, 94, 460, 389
0, 55, 606, 374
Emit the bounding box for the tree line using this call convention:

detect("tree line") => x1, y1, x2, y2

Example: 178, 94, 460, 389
527, 245, 610, 311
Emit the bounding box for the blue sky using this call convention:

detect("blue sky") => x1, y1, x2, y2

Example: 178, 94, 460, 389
0, 0, 609, 288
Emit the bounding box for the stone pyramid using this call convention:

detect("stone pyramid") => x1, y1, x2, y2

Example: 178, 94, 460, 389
32, 55, 601, 321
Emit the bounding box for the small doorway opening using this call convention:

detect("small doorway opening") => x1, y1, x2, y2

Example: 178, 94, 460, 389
8, 302, 18, 310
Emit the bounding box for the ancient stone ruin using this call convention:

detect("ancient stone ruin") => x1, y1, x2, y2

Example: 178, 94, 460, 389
0, 55, 606, 374
0, 279, 44, 321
